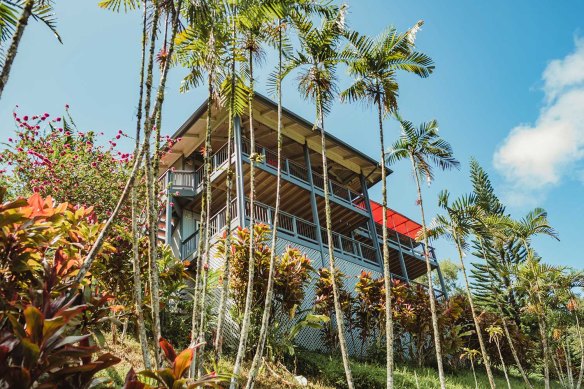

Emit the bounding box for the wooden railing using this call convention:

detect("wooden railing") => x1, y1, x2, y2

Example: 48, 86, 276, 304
356, 226, 436, 262
241, 137, 366, 212
245, 199, 378, 265
181, 199, 237, 259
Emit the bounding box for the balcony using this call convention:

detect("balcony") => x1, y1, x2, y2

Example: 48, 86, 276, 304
166, 139, 368, 216
180, 197, 379, 270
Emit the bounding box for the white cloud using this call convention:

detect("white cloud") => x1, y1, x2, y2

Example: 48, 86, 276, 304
494, 37, 584, 195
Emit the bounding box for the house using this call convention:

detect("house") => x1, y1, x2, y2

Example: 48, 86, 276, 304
157, 94, 447, 299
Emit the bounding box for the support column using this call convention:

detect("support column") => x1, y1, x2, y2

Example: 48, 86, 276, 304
234, 115, 246, 227
165, 173, 173, 244
304, 143, 326, 268
359, 174, 382, 266
393, 231, 410, 282
436, 265, 448, 299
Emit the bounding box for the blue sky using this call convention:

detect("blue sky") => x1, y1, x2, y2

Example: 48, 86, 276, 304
1, 0, 583, 270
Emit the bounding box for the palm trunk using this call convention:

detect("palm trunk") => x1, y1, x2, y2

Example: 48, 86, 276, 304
563, 340, 574, 389
454, 236, 496, 388
145, 123, 162, 369
376, 99, 394, 389
470, 358, 479, 389
574, 310, 584, 389
245, 24, 284, 389
411, 157, 446, 389
232, 45, 257, 389
131, 0, 151, 370
538, 309, 551, 389
146, 2, 182, 368
76, 0, 161, 284
318, 90, 354, 389
190, 73, 215, 377
220, 3, 237, 371
495, 340, 512, 389
132, 192, 151, 369
0, 0, 34, 99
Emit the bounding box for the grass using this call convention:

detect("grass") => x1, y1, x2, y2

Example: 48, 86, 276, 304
295, 350, 562, 389
95, 334, 561, 388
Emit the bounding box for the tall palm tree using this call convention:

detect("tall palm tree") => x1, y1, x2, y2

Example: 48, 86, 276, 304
100, 0, 150, 369
386, 116, 459, 389
284, 6, 355, 388
0, 0, 61, 99
144, 0, 183, 369
175, 1, 229, 376
340, 24, 434, 389
231, 2, 270, 383
427, 190, 496, 389
246, 3, 335, 387
512, 208, 559, 257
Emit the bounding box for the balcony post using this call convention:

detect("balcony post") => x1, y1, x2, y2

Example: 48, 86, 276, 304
234, 115, 246, 226
436, 266, 448, 299
359, 174, 382, 266
165, 173, 173, 245
394, 229, 410, 283
304, 142, 326, 268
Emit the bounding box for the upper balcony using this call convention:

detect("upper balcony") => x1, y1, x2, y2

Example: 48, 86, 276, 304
165, 137, 369, 218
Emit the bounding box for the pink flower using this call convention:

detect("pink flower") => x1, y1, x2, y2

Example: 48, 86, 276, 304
23, 115, 29, 121
116, 134, 121, 139
55, 117, 61, 122
65, 104, 69, 109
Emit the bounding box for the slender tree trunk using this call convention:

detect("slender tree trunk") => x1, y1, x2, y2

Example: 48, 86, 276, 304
454, 237, 496, 388
574, 310, 584, 389
246, 24, 283, 389
411, 157, 446, 389
76, 1, 162, 283
318, 91, 355, 389
495, 340, 512, 389
376, 99, 394, 389
470, 359, 479, 389
130, 0, 151, 371
190, 74, 215, 377
563, 340, 574, 389
0, 0, 34, 100
216, 5, 237, 366
146, 1, 182, 368
132, 189, 151, 369
538, 311, 551, 389
232, 45, 257, 389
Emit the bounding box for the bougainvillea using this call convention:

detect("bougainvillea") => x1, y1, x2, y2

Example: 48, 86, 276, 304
0, 107, 132, 221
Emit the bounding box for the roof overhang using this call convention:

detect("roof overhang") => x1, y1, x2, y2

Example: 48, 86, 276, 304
160, 93, 391, 188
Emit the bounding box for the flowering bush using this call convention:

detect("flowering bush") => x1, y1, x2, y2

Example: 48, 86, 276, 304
0, 107, 131, 221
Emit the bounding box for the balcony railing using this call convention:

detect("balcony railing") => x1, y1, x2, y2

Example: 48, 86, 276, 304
356, 226, 437, 264
241, 137, 367, 213
245, 199, 378, 265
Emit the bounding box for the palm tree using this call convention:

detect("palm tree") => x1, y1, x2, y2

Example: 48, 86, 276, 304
512, 208, 559, 257
516, 258, 565, 389
230, 2, 270, 383
0, 0, 61, 99
340, 24, 434, 389
460, 347, 481, 389
427, 190, 496, 389
100, 0, 150, 370
175, 1, 228, 375
283, 6, 355, 388
487, 325, 512, 389
245, 3, 338, 387
386, 116, 459, 389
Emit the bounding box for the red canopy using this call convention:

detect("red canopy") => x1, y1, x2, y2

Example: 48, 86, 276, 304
369, 200, 422, 240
